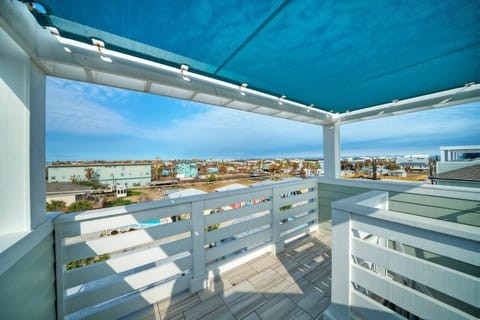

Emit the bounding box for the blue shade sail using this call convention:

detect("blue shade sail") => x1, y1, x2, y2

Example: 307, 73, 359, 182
30, 0, 480, 112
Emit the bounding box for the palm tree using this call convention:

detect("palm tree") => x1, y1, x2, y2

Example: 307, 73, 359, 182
85, 167, 95, 181
70, 175, 79, 184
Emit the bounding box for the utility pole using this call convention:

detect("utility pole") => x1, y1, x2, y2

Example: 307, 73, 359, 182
372, 158, 377, 180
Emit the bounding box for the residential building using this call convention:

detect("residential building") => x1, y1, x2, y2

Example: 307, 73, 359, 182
437, 145, 480, 174
395, 155, 430, 171
46, 182, 92, 206
115, 184, 127, 198
175, 162, 198, 179
388, 169, 407, 177
206, 167, 218, 174
48, 163, 151, 187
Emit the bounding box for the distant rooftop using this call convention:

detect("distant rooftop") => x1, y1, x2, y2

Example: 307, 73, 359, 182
46, 182, 92, 193
431, 164, 480, 182
49, 161, 151, 167
214, 183, 248, 192
165, 188, 207, 199
440, 146, 480, 151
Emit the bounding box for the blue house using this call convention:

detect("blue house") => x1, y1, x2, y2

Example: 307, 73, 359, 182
175, 162, 198, 178
206, 167, 218, 174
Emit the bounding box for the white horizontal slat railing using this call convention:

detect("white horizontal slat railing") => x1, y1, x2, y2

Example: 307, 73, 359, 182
53, 178, 319, 319
324, 190, 479, 320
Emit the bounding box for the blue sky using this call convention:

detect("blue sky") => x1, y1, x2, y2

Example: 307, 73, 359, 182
46, 77, 479, 161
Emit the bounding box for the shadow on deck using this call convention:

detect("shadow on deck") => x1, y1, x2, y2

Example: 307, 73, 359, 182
125, 232, 332, 320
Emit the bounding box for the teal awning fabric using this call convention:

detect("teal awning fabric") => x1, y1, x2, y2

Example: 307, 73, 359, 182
29, 0, 480, 113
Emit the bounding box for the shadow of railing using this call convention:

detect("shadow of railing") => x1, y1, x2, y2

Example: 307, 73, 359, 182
157, 233, 332, 320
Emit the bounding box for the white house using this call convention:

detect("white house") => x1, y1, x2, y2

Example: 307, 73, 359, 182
395, 155, 430, 171
46, 182, 92, 206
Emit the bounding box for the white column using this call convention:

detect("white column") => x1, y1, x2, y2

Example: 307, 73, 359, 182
190, 200, 207, 292
324, 207, 352, 320
323, 123, 341, 179
271, 187, 284, 255
0, 27, 46, 235
440, 150, 447, 162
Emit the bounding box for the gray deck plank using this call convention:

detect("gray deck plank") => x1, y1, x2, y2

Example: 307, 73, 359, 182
127, 232, 331, 320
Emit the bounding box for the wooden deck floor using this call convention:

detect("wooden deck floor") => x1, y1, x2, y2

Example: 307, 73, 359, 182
125, 232, 332, 320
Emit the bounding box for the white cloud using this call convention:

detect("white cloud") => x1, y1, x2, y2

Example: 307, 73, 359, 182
46, 77, 479, 159
46, 78, 134, 135
46, 78, 324, 158
135, 106, 323, 157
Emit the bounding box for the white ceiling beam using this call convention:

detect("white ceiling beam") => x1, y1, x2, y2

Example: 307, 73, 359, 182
335, 84, 480, 124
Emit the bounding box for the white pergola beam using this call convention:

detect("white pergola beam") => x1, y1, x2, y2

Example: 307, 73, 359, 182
335, 84, 480, 124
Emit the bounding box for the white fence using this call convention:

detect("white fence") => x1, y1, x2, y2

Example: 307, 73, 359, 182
53, 179, 318, 319
325, 190, 479, 320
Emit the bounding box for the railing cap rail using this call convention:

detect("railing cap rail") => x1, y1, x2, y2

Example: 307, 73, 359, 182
333, 190, 480, 242
54, 178, 319, 224
320, 177, 480, 201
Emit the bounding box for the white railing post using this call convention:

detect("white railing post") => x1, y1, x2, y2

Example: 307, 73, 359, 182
310, 183, 319, 233
325, 207, 352, 320
190, 200, 207, 292
54, 222, 65, 319
271, 186, 284, 255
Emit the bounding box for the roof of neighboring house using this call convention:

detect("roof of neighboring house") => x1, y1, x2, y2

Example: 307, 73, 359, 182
46, 182, 92, 194
279, 177, 303, 183
249, 180, 276, 187
214, 183, 248, 192
48, 162, 151, 168
166, 188, 207, 199
430, 164, 480, 182
250, 177, 303, 187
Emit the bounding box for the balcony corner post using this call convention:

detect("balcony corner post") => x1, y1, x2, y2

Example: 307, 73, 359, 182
325, 207, 352, 319
323, 123, 341, 179
190, 200, 207, 293
271, 187, 284, 255
54, 222, 65, 319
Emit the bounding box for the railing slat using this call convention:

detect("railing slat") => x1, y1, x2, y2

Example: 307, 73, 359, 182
280, 211, 317, 233
276, 182, 316, 195
205, 201, 271, 226
352, 264, 476, 320
204, 190, 272, 209
64, 220, 190, 262
205, 229, 271, 263
280, 223, 311, 241
65, 255, 191, 315
65, 237, 192, 288
80, 275, 191, 320
352, 237, 479, 307
279, 200, 317, 221
61, 203, 191, 237
205, 214, 271, 244
278, 191, 315, 207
